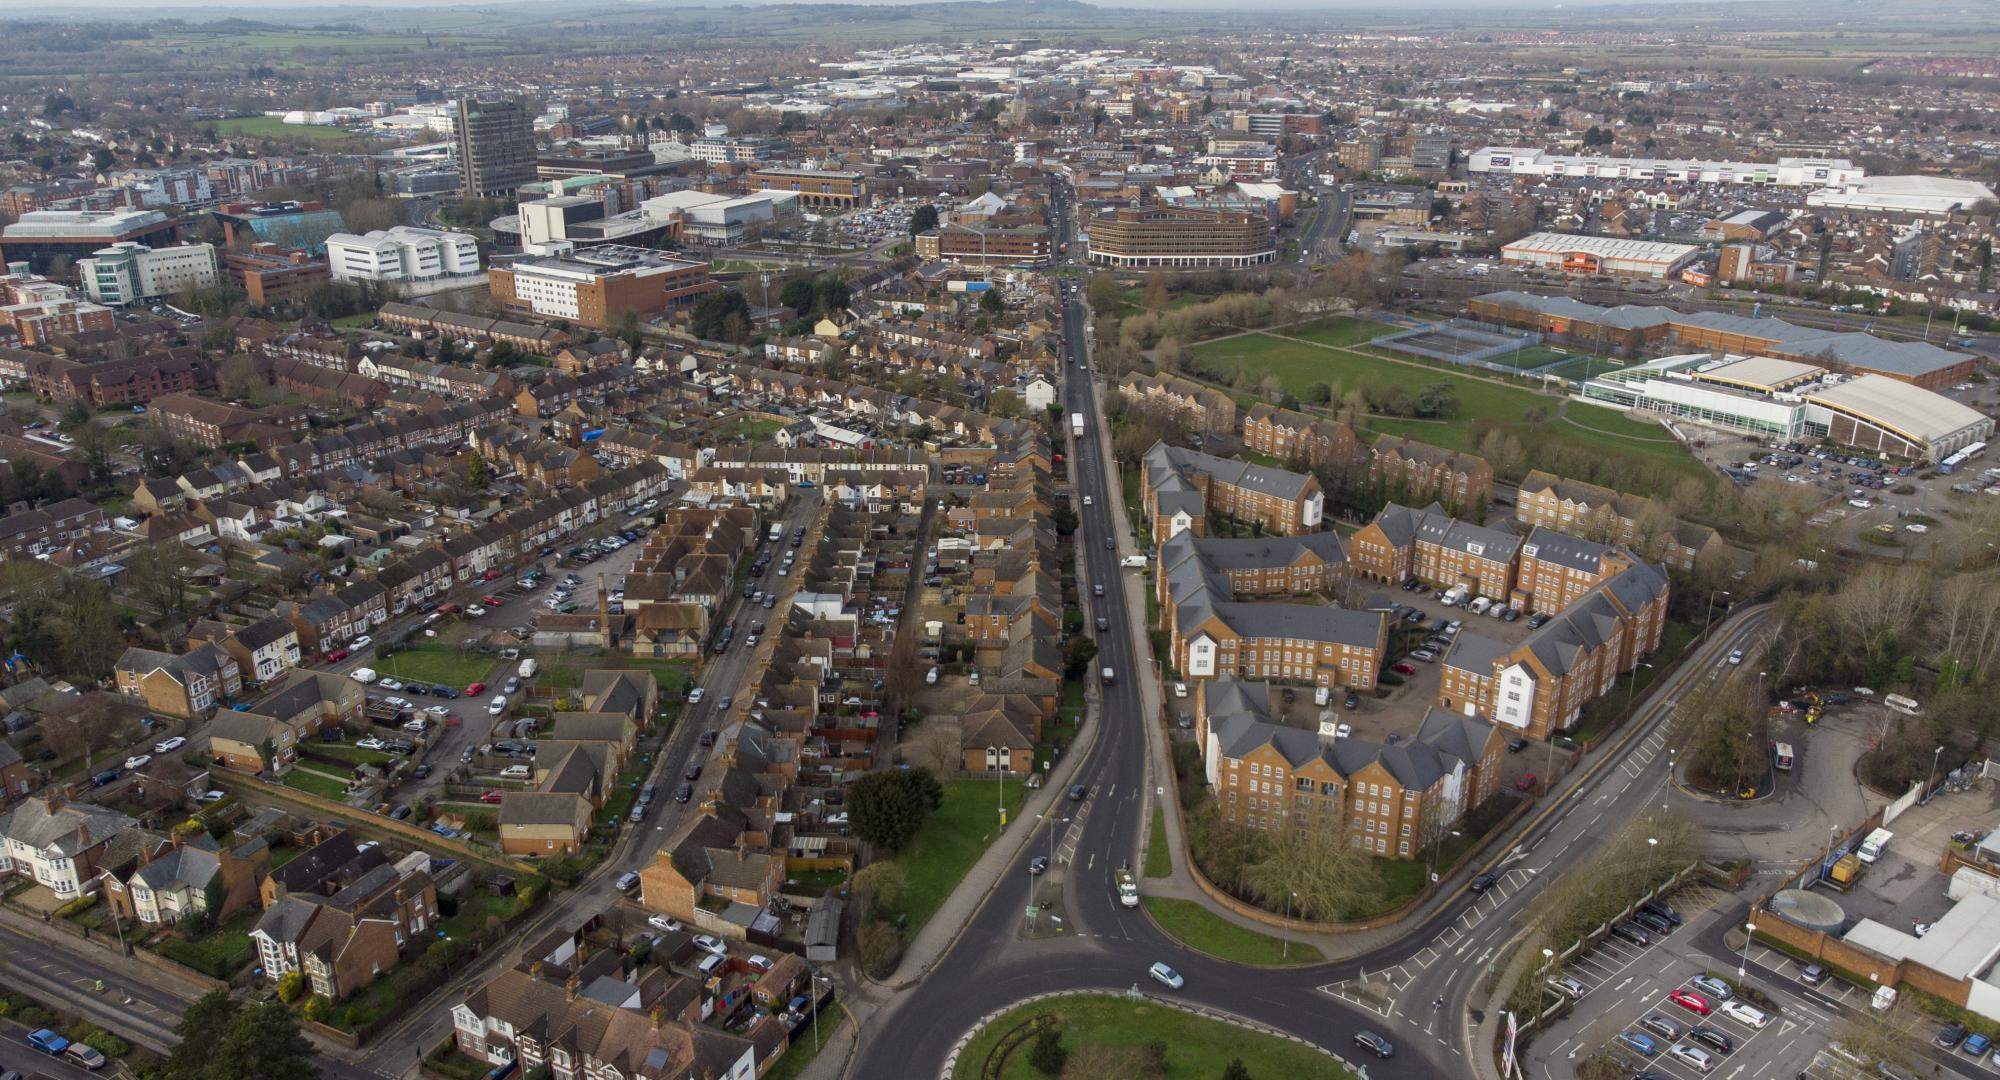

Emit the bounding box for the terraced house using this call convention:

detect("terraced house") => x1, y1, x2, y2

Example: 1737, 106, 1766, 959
1142, 442, 1325, 539
1438, 561, 1671, 740
1240, 404, 1359, 467
1118, 372, 1239, 435
1351, 503, 1521, 599
1200, 680, 1504, 859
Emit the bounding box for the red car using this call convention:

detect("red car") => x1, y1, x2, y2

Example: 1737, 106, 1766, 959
438, 603, 462, 615
325, 648, 351, 663
444, 715, 461, 727
1669, 989, 1712, 1016
481, 595, 505, 607
480, 791, 504, 804
1516, 773, 1538, 792
466, 682, 487, 695
481, 569, 503, 581
1390, 662, 1417, 675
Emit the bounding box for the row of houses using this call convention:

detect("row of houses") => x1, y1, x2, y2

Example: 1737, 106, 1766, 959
1142, 441, 1326, 538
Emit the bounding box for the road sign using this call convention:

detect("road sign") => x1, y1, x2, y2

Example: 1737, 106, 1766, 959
1026, 906, 1038, 919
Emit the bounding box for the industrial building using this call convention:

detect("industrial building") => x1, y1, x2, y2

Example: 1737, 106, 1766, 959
1468, 147, 1862, 188
1804, 174, 2000, 219
1500, 232, 1701, 280
488, 245, 714, 328
0, 210, 182, 276
454, 97, 537, 197
1579, 353, 1994, 461
1082, 206, 1276, 269
636, 190, 797, 245
1468, 291, 1981, 390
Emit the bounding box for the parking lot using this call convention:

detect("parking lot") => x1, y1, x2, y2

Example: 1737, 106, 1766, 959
1522, 880, 1850, 1080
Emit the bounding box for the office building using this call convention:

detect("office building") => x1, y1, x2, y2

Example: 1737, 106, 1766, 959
0, 210, 181, 276
454, 97, 537, 198
221, 245, 332, 307
1500, 232, 1701, 280
488, 245, 714, 329
212, 201, 348, 257
77, 242, 220, 306
1083, 206, 1275, 269
749, 168, 867, 209
325, 226, 481, 287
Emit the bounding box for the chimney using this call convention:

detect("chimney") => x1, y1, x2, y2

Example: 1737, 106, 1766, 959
564, 973, 581, 1001
736, 834, 749, 862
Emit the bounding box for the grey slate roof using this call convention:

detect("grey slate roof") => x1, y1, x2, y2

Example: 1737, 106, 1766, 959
1520, 527, 1614, 572
1441, 632, 1513, 675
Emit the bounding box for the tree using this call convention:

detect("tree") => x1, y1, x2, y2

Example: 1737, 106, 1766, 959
900, 717, 962, 775
689, 290, 754, 342
212, 1001, 321, 1080
1028, 1028, 1068, 1075
1244, 809, 1383, 921
39, 685, 125, 771
847, 768, 944, 853
851, 860, 907, 921
989, 388, 1025, 418
124, 543, 196, 624
467, 451, 491, 490
162, 989, 241, 1080
855, 919, 904, 978
275, 970, 304, 1003
980, 288, 1005, 316
909, 204, 940, 236
1221, 1061, 1253, 1080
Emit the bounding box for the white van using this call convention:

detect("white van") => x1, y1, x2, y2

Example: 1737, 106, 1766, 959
1857, 827, 1893, 864
517, 658, 538, 680
1467, 596, 1493, 616
350, 667, 378, 684
500, 764, 532, 779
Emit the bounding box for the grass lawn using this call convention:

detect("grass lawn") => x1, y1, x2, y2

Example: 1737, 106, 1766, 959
762, 1003, 846, 1080
331, 963, 419, 1031
1571, 619, 1699, 746
1144, 806, 1171, 878
377, 647, 502, 689
283, 767, 349, 800
213, 115, 371, 147
1139, 896, 1323, 965
885, 779, 1025, 935
1287, 315, 1391, 349
950, 993, 1353, 1080
153, 911, 259, 979
330, 312, 376, 329
312, 742, 395, 767
439, 892, 511, 941
720, 418, 786, 440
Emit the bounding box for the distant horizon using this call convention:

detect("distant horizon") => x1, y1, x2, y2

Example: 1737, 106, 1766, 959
20, 0, 1809, 12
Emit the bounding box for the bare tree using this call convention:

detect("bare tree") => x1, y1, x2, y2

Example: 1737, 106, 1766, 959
41, 695, 127, 771
901, 717, 963, 775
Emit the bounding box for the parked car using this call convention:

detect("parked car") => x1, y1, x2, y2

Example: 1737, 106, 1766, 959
1611, 922, 1652, 946
1506, 737, 1528, 753
1390, 662, 1417, 676
1546, 975, 1585, 1000
1798, 963, 1829, 987
325, 648, 351, 663
692, 934, 727, 956
377, 677, 404, 691
466, 681, 487, 695
1516, 773, 1538, 792
1640, 900, 1683, 926
357, 737, 387, 751
1633, 911, 1673, 936
350, 634, 372, 649
1616, 1031, 1660, 1057
1669, 989, 1713, 1016
1688, 975, 1733, 1001
122, 753, 151, 770
1962, 1032, 1992, 1057
1639, 1014, 1683, 1041
1936, 1022, 1969, 1050
1667, 1043, 1715, 1072
480, 791, 504, 804
1686, 1025, 1733, 1054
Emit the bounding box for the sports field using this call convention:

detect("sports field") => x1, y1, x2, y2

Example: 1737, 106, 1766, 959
1539, 353, 1633, 382
213, 116, 373, 146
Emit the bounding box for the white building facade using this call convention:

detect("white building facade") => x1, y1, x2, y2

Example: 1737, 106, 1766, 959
326, 226, 481, 286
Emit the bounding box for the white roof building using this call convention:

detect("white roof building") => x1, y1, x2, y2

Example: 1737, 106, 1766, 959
1806, 174, 1999, 218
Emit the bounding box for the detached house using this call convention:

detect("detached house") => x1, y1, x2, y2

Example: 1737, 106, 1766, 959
0, 793, 138, 902
113, 643, 243, 718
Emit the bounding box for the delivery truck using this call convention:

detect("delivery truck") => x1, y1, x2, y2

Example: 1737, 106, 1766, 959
1070, 412, 1085, 438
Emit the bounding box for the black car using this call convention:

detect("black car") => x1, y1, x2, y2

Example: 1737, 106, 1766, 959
674, 783, 693, 803
1688, 1025, 1733, 1054
1342, 691, 1360, 710
1468, 872, 1499, 894
91, 769, 119, 786
406, 684, 428, 696
1352, 1031, 1394, 1059
1632, 911, 1673, 936
1068, 784, 1088, 801
1028, 855, 1049, 875
1639, 899, 1683, 926
1103, 536, 1114, 550
434, 685, 457, 698
1799, 963, 1829, 987
390, 804, 413, 820
412, 764, 432, 779
1096, 617, 1109, 632
700, 730, 717, 747
1506, 737, 1528, 753
685, 763, 703, 782
1610, 922, 1651, 946
1936, 1022, 1968, 1050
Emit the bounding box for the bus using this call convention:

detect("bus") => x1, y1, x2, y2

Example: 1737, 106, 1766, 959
1773, 742, 1794, 772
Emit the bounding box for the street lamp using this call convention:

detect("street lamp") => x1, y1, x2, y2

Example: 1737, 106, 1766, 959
1738, 921, 1757, 979
1283, 891, 1298, 960
1624, 661, 1654, 713
1703, 588, 1730, 633
1663, 749, 1675, 815
1646, 836, 1658, 892
1927, 744, 1944, 797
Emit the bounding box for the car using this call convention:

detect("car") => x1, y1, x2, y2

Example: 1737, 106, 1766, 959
390, 804, 414, 820
424, 705, 451, 718
1667, 1043, 1715, 1072
504, 677, 522, 694
351, 634, 372, 649
615, 871, 641, 892
481, 595, 505, 607
692, 934, 727, 956
1687, 1025, 1733, 1053
675, 783, 693, 803
1688, 975, 1733, 1001
1799, 963, 1829, 987
718, 696, 732, 711
1617, 1031, 1660, 1057
1028, 855, 1049, 875
487, 695, 508, 716
466, 682, 487, 695
1468, 872, 1499, 894
700, 730, 717, 747
90, 768, 119, 786
1502, 607, 1522, 621
1343, 691, 1360, 710
648, 914, 683, 933
1546, 975, 1585, 1000
64, 1043, 106, 1070
1726, 649, 1744, 665
1410, 648, 1437, 662
402, 718, 429, 732
1936, 1022, 1969, 1049
377, 677, 404, 691
325, 648, 351, 663
357, 737, 387, 750
1092, 583, 1104, 597
1527, 612, 1551, 628
1669, 989, 1713, 1016
1148, 962, 1184, 989
1639, 899, 1683, 926
405, 683, 429, 696
1611, 922, 1652, 946
466, 605, 487, 617
685, 763, 702, 781
1639, 1014, 1684, 1041
1068, 783, 1088, 801
1351, 1031, 1394, 1059
1390, 662, 1417, 675
1506, 736, 1528, 753
1516, 773, 1538, 791
1633, 911, 1673, 935
1717, 999, 1766, 1029
1096, 617, 1109, 631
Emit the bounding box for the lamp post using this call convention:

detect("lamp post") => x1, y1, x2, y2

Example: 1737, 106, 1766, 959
1283, 891, 1298, 960
1624, 661, 1654, 713
1738, 921, 1757, 979
1663, 749, 1675, 815
1703, 588, 1730, 634
1646, 836, 1658, 892
1927, 744, 1944, 797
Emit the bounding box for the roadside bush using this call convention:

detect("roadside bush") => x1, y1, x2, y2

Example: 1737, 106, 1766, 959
302, 995, 331, 1023
276, 970, 305, 1003
1028, 1027, 1068, 1075
83, 1029, 131, 1059
855, 919, 904, 979
54, 893, 99, 919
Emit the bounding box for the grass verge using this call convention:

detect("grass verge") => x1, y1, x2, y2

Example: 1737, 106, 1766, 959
1145, 806, 1171, 878
949, 992, 1353, 1080
884, 779, 1024, 935
1139, 896, 1323, 966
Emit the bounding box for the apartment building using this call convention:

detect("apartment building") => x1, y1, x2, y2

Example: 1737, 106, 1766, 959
1368, 435, 1494, 510
1201, 679, 1504, 859
77, 242, 219, 305
1439, 562, 1671, 740
1156, 530, 1349, 612
1514, 528, 1637, 614
1241, 404, 1358, 467
1143, 442, 1324, 539
1515, 470, 1722, 572
1083, 205, 1276, 269
1118, 373, 1238, 436
488, 244, 714, 328
148, 392, 308, 449
1350, 503, 1520, 599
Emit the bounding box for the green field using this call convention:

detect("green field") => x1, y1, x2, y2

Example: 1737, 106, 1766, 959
885, 779, 1024, 935
378, 648, 503, 690
212, 116, 373, 146
1139, 896, 1323, 965
282, 767, 349, 800
950, 993, 1354, 1080
1287, 315, 1392, 349
1189, 329, 1701, 478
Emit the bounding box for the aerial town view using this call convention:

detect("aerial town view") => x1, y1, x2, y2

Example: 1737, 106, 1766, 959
3, 0, 2000, 1077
